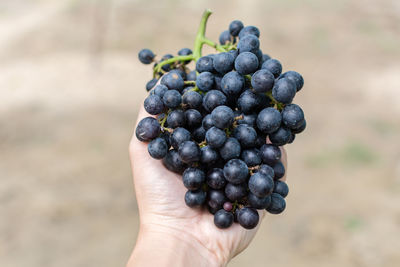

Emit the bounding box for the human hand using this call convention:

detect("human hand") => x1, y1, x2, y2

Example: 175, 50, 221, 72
127, 104, 287, 267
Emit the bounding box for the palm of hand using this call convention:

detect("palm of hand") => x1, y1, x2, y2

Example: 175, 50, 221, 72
130, 107, 264, 263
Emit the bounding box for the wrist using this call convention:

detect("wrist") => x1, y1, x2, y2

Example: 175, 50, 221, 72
127, 223, 227, 267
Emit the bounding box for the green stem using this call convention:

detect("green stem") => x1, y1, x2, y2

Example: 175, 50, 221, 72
152, 9, 229, 77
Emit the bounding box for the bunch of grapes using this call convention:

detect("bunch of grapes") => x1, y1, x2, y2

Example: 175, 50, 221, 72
135, 10, 306, 230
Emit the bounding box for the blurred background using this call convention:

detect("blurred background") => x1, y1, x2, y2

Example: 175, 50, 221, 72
1, 0, 400, 266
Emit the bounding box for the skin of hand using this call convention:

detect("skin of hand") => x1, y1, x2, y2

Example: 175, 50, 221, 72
127, 104, 287, 267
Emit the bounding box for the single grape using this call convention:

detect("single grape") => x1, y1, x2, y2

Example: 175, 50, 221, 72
178, 141, 201, 163
272, 78, 297, 104
219, 30, 233, 45
261, 54, 271, 64
184, 109, 202, 129
237, 207, 259, 229
205, 127, 227, 148
282, 104, 305, 129
238, 26, 260, 39
280, 71, 304, 91
207, 168, 227, 190
138, 48, 155, 64
147, 137, 168, 159
234, 52, 259, 75
214, 209, 234, 229
260, 144, 281, 165
249, 172, 274, 198
144, 94, 164, 115
223, 202, 233, 211
225, 182, 247, 201
273, 161, 285, 180
269, 127, 292, 146
203, 90, 227, 112
213, 52, 235, 74
237, 35, 260, 54
185, 190, 206, 207
153, 84, 168, 98
196, 56, 215, 73
251, 69, 275, 93
241, 148, 261, 167
135, 117, 161, 142
170, 127, 191, 149
273, 180, 289, 198
202, 114, 215, 130
237, 89, 261, 114
182, 90, 203, 110
166, 110, 185, 129
221, 71, 245, 95
266, 193, 286, 214
208, 190, 227, 210
223, 159, 248, 184
291, 119, 306, 134
192, 126, 206, 143
200, 146, 219, 165
211, 105, 234, 129
229, 20, 244, 36
161, 72, 185, 92
196, 71, 215, 92
163, 89, 182, 108
146, 78, 158, 91
233, 124, 257, 148
261, 59, 282, 78
182, 167, 205, 190
162, 149, 187, 174
256, 107, 282, 134
219, 137, 241, 161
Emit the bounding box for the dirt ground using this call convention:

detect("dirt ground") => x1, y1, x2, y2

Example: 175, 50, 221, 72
1, 0, 400, 266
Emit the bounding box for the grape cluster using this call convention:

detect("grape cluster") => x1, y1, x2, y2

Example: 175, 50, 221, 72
136, 11, 306, 230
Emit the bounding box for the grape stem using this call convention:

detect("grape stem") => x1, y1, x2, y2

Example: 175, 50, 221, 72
153, 9, 228, 77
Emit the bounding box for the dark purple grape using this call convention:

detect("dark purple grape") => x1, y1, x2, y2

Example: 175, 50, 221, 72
269, 127, 292, 146
163, 90, 182, 108
135, 117, 161, 142
138, 48, 155, 64
251, 69, 275, 93
214, 209, 234, 229
207, 168, 227, 190
184, 109, 202, 129
185, 190, 206, 207
273, 180, 289, 198
211, 105, 234, 129
225, 182, 247, 201
272, 78, 296, 104
237, 35, 260, 54
234, 52, 259, 75
233, 124, 257, 148
238, 26, 260, 39
148, 137, 168, 159
223, 159, 248, 184
237, 207, 259, 229
208, 190, 227, 210
196, 56, 214, 73
221, 71, 244, 95
219, 30, 233, 45
144, 94, 164, 115
258, 164, 275, 177
178, 141, 201, 163
266, 193, 286, 214
162, 149, 186, 174
280, 71, 304, 91
146, 78, 158, 91
248, 193, 272, 209
161, 72, 184, 92
248, 172, 274, 198
200, 146, 219, 165
153, 84, 168, 98
219, 137, 241, 161
256, 107, 282, 134
291, 119, 306, 134
273, 161, 285, 180
203, 90, 227, 112
229, 20, 244, 37
205, 127, 227, 148
282, 104, 305, 129
182, 90, 203, 110
241, 148, 261, 167
196, 71, 215, 92
183, 168, 205, 190
166, 110, 185, 129
260, 144, 281, 165
213, 52, 235, 74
